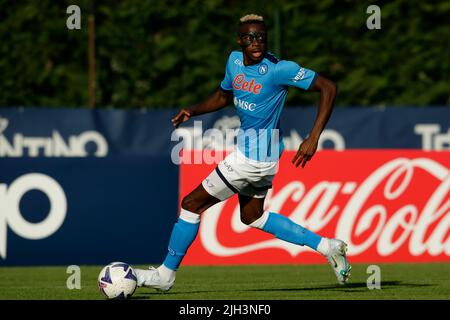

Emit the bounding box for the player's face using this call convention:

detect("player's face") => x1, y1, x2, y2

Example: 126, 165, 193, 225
237, 23, 267, 64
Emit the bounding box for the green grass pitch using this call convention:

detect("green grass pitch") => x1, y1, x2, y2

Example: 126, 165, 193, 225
0, 263, 449, 300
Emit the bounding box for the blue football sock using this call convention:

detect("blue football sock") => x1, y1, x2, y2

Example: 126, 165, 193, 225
262, 212, 322, 250
163, 217, 199, 271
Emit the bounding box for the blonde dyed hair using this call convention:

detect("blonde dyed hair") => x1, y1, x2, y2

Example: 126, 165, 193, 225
239, 14, 264, 23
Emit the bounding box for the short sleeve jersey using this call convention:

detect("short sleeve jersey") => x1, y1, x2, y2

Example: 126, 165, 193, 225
220, 51, 317, 162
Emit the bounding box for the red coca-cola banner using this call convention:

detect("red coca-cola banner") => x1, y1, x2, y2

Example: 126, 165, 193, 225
180, 151, 450, 265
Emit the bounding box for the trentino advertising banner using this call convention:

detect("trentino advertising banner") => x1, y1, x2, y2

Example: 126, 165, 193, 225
0, 107, 448, 265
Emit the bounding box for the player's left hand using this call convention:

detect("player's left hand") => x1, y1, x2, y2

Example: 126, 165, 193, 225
292, 136, 319, 168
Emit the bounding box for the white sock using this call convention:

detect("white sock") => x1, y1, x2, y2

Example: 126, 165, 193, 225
179, 208, 201, 224
249, 211, 270, 229
316, 237, 331, 256
157, 264, 176, 283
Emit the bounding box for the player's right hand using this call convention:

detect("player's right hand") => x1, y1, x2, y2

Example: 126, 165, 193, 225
171, 109, 193, 128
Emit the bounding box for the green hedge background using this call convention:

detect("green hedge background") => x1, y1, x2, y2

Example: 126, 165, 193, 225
0, 0, 449, 108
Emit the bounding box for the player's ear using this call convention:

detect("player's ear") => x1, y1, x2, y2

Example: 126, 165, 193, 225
236, 36, 241, 46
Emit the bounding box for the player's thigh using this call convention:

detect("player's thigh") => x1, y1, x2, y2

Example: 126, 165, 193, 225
201, 164, 239, 202
181, 183, 221, 214
238, 194, 265, 225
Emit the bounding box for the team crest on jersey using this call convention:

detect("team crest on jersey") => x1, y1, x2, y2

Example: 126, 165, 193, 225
258, 64, 268, 75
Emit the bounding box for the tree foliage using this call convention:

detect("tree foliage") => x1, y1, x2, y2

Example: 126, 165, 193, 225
0, 0, 448, 108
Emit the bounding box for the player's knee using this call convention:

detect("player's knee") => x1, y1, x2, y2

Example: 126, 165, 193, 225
240, 216, 254, 226
181, 194, 200, 213
181, 193, 210, 214
240, 209, 261, 226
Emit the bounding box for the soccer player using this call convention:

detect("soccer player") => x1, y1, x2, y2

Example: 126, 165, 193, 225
135, 14, 351, 291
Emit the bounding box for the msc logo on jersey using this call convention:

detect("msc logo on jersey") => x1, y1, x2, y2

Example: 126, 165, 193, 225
258, 64, 268, 75
233, 97, 256, 111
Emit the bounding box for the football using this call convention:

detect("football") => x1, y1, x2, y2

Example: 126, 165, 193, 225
98, 262, 137, 299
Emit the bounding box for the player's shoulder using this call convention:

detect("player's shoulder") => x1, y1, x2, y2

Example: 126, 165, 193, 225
263, 53, 299, 75
263, 52, 281, 66
226, 51, 244, 67
273, 59, 301, 74
229, 50, 242, 59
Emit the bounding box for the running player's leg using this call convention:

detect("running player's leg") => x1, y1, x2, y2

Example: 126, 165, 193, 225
239, 194, 322, 249
239, 194, 351, 284
159, 183, 220, 278
180, 183, 222, 214
136, 163, 237, 291
135, 183, 219, 291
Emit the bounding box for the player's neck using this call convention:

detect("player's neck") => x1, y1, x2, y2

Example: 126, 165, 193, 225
243, 52, 264, 66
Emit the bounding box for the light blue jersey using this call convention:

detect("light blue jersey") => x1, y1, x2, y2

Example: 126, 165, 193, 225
220, 51, 317, 162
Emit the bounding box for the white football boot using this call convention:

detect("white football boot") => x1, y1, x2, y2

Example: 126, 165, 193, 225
324, 239, 351, 285
135, 267, 175, 292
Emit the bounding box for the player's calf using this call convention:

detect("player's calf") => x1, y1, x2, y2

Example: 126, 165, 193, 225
248, 210, 351, 284
136, 184, 220, 292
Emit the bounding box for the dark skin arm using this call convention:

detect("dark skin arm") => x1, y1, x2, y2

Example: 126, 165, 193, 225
292, 74, 337, 168
171, 89, 233, 128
